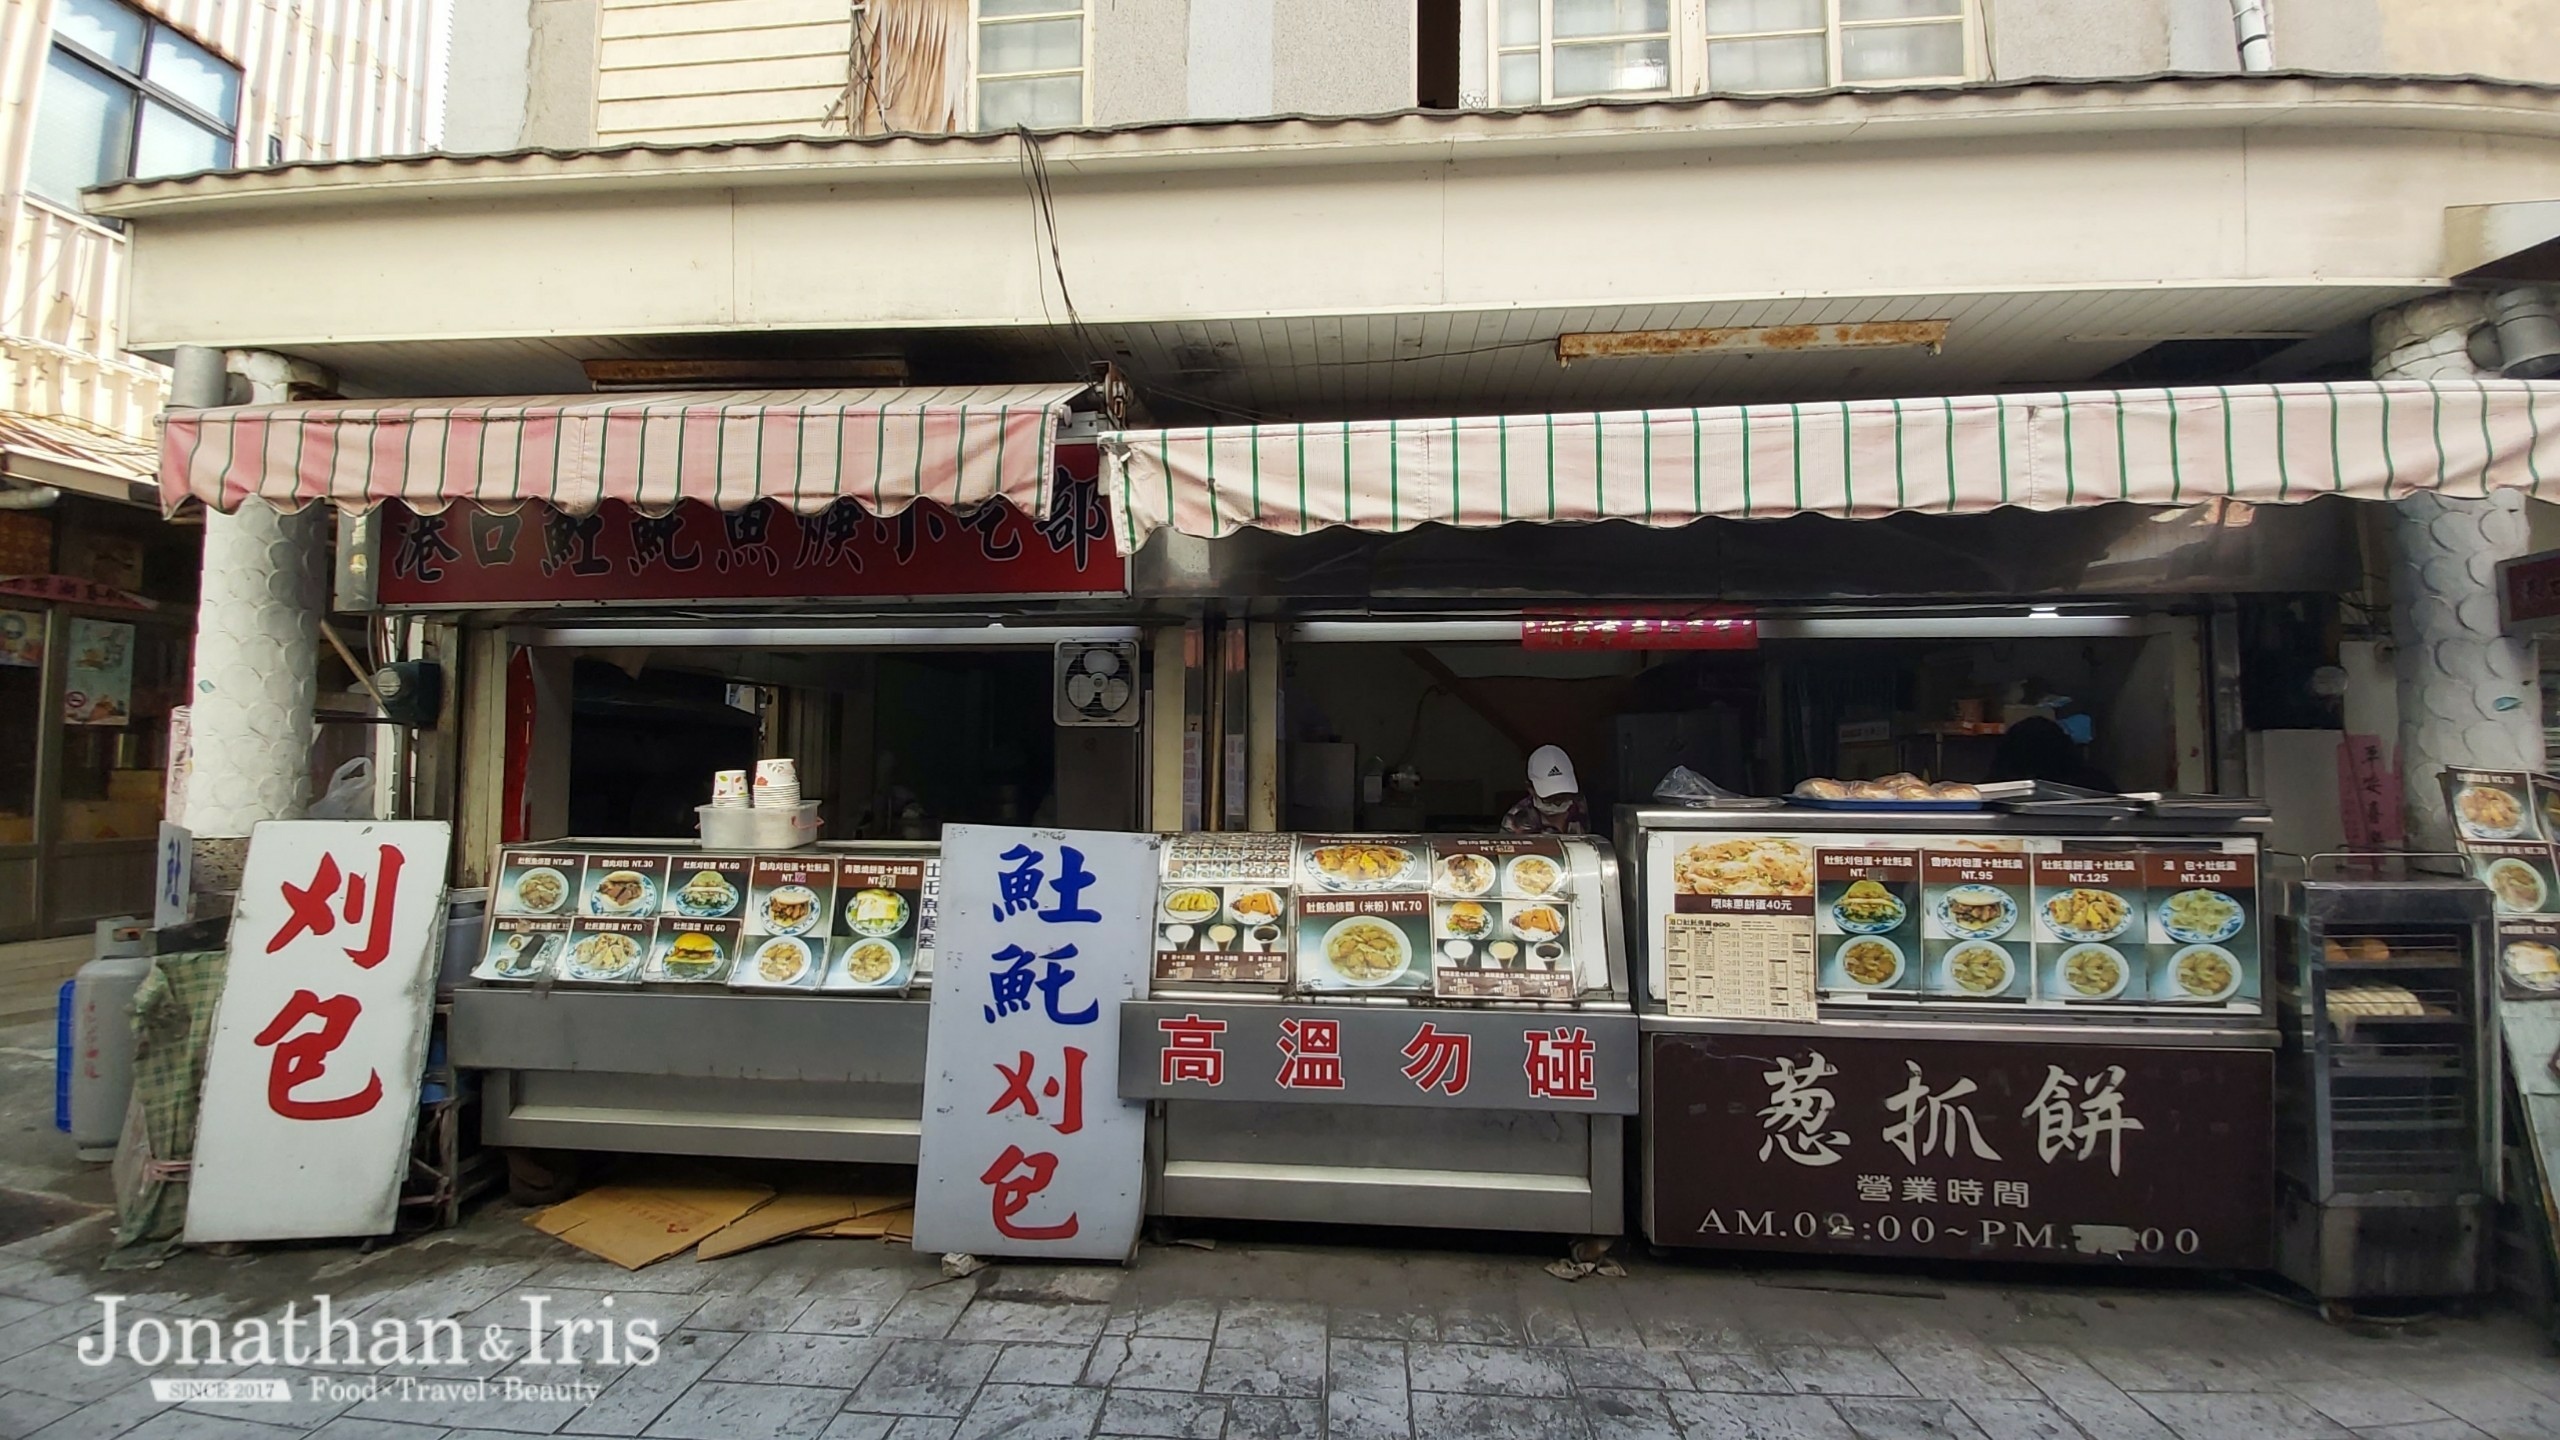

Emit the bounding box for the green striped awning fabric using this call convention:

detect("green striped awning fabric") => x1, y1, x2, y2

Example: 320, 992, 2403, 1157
1098, 380, 2560, 555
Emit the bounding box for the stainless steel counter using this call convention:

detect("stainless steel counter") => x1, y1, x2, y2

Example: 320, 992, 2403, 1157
452, 986, 928, 1164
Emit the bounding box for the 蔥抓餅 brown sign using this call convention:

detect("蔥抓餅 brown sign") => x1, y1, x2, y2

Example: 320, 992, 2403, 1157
1647, 1032, 2270, 1268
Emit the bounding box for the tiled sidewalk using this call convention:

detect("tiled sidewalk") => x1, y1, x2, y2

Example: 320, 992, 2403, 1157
0, 1217, 2557, 1440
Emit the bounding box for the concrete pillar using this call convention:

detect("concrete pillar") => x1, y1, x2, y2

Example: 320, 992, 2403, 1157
177, 348, 332, 894
2373, 295, 2542, 852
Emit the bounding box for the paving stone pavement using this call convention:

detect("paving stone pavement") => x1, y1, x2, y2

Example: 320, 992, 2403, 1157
1, 1199, 2557, 1440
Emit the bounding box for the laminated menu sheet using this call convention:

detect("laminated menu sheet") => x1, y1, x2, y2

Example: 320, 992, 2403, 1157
478, 845, 939, 994
1643, 828, 2262, 1016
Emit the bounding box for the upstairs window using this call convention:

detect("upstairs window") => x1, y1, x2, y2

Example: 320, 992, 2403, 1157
976, 0, 1086, 129
1706, 0, 1966, 91
1489, 0, 1968, 106
1495, 0, 1675, 106
29, 0, 239, 211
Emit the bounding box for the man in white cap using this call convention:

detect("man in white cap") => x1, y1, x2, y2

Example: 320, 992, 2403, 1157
1503, 744, 1588, 835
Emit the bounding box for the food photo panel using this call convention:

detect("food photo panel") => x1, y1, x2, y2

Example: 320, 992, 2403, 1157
2470, 841, 2559, 918
824, 857, 929, 992
2497, 916, 2560, 1000
495, 850, 584, 918
2144, 851, 2259, 1007
1154, 880, 1291, 985
1917, 849, 2029, 1003
734, 856, 837, 991
558, 918, 652, 985
1297, 892, 1431, 994
646, 919, 738, 984
2444, 769, 2539, 843
579, 856, 667, 920
1816, 848, 1922, 1000
2032, 853, 2147, 1004
662, 856, 748, 919
476, 917, 566, 982
1299, 835, 1430, 894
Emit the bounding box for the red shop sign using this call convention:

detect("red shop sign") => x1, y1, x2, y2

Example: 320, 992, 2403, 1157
1523, 605, 1758, 651
376, 443, 1123, 607
2501, 549, 2560, 634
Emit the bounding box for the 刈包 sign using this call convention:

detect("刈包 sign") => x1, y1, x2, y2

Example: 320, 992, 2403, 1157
1647, 1032, 2271, 1268
376, 444, 1122, 607
187, 821, 452, 1242
912, 825, 1157, 1261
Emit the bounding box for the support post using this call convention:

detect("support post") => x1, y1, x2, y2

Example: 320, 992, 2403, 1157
2374, 296, 2542, 851
177, 349, 332, 897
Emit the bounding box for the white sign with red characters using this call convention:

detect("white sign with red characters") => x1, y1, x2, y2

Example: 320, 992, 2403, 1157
186, 820, 452, 1243
912, 825, 1158, 1262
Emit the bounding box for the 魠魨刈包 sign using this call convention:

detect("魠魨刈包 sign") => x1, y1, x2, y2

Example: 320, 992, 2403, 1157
187, 820, 454, 1243
912, 826, 1158, 1262
1647, 1032, 2271, 1268
375, 445, 1123, 607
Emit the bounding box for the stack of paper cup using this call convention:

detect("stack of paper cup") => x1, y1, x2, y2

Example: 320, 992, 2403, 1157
753, 758, 801, 810
711, 770, 751, 810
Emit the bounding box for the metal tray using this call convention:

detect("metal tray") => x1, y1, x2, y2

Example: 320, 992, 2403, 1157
1791, 797, 1986, 813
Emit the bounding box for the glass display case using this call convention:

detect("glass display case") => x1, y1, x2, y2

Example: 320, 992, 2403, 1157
1621, 805, 2279, 1269
1115, 830, 1638, 1237
450, 839, 945, 1166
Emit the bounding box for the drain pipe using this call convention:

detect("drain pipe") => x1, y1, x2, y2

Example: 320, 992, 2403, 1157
2230, 0, 2273, 71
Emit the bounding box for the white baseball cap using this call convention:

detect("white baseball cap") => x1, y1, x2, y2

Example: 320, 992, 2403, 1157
1528, 744, 1579, 797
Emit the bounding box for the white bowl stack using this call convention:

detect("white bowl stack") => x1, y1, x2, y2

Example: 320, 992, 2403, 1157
710, 769, 751, 810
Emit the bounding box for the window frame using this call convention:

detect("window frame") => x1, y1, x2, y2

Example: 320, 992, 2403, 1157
1493, 0, 1684, 108
1488, 0, 1973, 107
969, 0, 1093, 132
32, 0, 241, 211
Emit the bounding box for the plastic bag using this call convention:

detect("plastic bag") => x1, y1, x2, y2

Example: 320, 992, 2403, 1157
1652, 766, 1735, 806
307, 757, 375, 820
1651, 766, 1783, 810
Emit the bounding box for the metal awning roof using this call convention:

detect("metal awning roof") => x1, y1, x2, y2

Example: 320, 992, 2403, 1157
0, 409, 159, 505
160, 384, 1089, 516
1100, 380, 2560, 552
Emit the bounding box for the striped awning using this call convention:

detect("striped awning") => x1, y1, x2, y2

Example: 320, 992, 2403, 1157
160, 384, 1090, 516
1100, 380, 2560, 553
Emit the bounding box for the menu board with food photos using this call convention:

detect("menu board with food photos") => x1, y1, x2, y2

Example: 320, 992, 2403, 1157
1645, 828, 2262, 1015
1428, 837, 1575, 1002
1154, 832, 1296, 985
476, 846, 938, 995
1295, 836, 1434, 995
827, 857, 929, 992
1150, 833, 1597, 998
1920, 849, 2031, 1004
2440, 767, 2560, 1000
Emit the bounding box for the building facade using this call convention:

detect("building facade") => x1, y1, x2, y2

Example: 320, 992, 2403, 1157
441, 0, 2560, 152
85, 1, 2560, 868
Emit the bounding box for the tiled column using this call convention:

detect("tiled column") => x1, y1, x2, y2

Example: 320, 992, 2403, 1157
2373, 295, 2542, 851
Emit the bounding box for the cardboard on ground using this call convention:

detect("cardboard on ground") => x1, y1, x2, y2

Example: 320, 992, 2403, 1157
695, 1193, 865, 1260
529, 1179, 774, 1269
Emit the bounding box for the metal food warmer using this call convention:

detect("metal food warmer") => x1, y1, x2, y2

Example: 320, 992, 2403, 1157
450, 839, 942, 1164
1622, 804, 2279, 1270
1113, 831, 1636, 1237
2273, 864, 2498, 1305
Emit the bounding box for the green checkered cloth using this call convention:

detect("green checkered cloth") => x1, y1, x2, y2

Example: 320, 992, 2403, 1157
103, 949, 227, 1270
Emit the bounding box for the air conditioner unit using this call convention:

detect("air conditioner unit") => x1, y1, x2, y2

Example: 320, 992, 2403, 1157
1054, 640, 1140, 727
